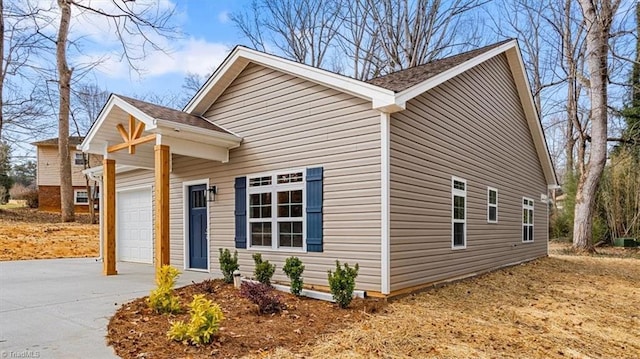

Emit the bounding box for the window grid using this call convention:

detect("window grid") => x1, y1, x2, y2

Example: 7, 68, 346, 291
487, 187, 498, 223
247, 171, 305, 250
522, 198, 534, 242
452, 178, 467, 249
75, 190, 88, 205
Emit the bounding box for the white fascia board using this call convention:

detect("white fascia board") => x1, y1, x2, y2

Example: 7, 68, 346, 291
79, 95, 158, 153
395, 40, 518, 105
153, 119, 242, 149
184, 46, 397, 114
504, 45, 558, 187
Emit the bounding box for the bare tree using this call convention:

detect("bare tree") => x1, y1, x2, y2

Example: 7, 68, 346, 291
49, 0, 177, 222
573, 0, 623, 252
1, 1, 53, 146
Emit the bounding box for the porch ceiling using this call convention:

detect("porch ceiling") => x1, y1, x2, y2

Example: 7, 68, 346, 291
79, 94, 242, 166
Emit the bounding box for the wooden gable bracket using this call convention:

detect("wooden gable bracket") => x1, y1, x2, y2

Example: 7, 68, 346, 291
107, 115, 156, 154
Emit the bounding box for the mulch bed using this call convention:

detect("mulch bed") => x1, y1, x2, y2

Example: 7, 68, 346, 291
107, 279, 386, 358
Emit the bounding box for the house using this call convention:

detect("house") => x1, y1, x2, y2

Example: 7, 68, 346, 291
32, 136, 101, 213
80, 39, 557, 297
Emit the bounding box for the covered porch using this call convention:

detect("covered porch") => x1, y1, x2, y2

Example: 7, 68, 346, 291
80, 94, 241, 275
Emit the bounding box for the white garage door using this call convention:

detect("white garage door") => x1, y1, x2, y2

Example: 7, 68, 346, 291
117, 188, 153, 263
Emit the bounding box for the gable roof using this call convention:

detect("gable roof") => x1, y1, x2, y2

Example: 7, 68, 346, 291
32, 136, 84, 147
367, 40, 513, 92
116, 95, 232, 135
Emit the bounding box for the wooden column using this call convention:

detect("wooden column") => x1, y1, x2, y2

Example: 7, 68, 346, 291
154, 145, 170, 269
103, 158, 117, 275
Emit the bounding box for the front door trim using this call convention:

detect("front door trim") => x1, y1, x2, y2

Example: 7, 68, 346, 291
183, 178, 210, 272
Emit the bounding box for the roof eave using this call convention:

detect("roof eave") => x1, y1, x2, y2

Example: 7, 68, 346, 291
184, 46, 396, 115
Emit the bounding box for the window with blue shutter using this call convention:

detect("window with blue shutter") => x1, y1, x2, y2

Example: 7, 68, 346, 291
306, 167, 323, 252
234, 177, 247, 249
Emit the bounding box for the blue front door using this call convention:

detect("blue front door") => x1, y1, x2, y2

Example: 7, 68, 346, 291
189, 184, 208, 269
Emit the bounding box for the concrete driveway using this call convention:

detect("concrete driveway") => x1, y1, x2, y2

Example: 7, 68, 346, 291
0, 258, 212, 358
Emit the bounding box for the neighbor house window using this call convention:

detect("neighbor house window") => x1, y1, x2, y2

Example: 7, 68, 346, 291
452, 177, 467, 248
74, 190, 89, 205
74, 152, 85, 166
522, 197, 534, 242
248, 171, 304, 250
487, 187, 498, 223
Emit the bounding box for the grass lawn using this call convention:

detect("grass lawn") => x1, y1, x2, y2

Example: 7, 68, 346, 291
0, 207, 99, 261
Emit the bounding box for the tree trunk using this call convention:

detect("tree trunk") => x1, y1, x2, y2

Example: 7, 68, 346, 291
0, 0, 5, 140
573, 0, 615, 252
57, 0, 74, 222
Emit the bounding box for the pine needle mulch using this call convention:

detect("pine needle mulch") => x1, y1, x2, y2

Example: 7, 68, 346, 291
0, 208, 99, 261
256, 252, 639, 359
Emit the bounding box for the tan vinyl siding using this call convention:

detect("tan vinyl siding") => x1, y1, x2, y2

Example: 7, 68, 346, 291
389, 54, 548, 292
169, 63, 382, 291
37, 146, 101, 186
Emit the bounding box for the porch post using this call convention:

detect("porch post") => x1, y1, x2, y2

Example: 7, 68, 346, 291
154, 144, 170, 269
103, 158, 117, 275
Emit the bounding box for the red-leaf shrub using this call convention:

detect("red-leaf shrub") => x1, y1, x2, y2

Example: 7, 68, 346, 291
239, 282, 285, 314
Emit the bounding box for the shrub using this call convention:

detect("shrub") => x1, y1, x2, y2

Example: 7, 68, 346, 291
168, 294, 224, 345
327, 260, 359, 309
282, 256, 305, 296
252, 253, 275, 285
239, 281, 285, 314
218, 248, 239, 283
147, 265, 182, 314
23, 187, 38, 208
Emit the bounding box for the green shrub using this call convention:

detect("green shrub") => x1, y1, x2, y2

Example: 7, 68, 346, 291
283, 256, 305, 296
327, 260, 359, 309
218, 248, 239, 283
252, 253, 275, 285
147, 265, 182, 314
168, 294, 224, 345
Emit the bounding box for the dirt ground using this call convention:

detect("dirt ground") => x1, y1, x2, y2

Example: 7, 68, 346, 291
108, 243, 639, 359
0, 208, 99, 261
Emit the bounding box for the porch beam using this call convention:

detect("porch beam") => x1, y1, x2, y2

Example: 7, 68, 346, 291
103, 158, 117, 275
107, 133, 156, 153
154, 144, 170, 269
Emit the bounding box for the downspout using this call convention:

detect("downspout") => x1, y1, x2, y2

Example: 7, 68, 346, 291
380, 112, 391, 295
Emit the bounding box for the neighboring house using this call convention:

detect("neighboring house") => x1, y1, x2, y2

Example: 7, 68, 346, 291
80, 39, 557, 297
32, 136, 101, 213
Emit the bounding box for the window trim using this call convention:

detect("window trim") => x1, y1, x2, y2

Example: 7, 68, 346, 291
246, 169, 307, 253
487, 187, 498, 223
522, 197, 534, 243
451, 176, 467, 250
74, 189, 89, 205
74, 152, 85, 166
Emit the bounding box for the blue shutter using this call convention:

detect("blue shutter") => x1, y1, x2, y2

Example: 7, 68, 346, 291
306, 167, 323, 252
234, 177, 247, 249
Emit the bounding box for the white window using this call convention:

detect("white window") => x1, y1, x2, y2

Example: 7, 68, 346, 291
522, 197, 534, 242
452, 177, 467, 249
74, 152, 85, 166
487, 187, 498, 223
248, 171, 305, 250
74, 190, 89, 205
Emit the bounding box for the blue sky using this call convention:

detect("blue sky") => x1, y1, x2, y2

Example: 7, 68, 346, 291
81, 0, 252, 100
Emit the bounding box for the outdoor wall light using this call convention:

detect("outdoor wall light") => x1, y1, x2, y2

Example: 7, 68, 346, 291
207, 185, 217, 202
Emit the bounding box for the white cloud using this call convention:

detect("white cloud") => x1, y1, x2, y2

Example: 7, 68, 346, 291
218, 11, 230, 24
77, 38, 230, 79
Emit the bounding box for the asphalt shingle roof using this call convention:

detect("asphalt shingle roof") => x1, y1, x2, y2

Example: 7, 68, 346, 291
366, 39, 513, 92
32, 136, 85, 146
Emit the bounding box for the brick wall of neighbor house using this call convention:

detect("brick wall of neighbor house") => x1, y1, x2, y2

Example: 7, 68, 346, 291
388, 54, 549, 292
38, 185, 94, 213
165, 63, 383, 292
